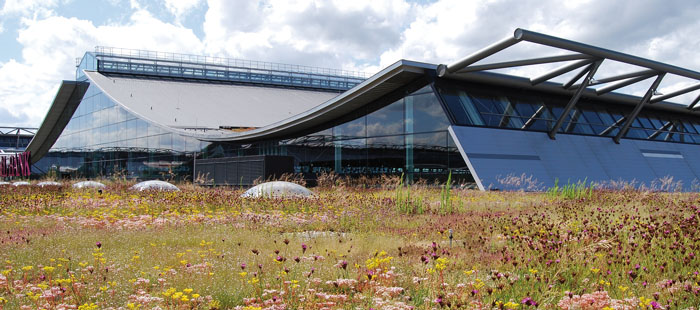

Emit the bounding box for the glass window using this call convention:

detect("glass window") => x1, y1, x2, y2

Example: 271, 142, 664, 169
637, 115, 655, 129
336, 138, 366, 174
367, 99, 404, 136
334, 116, 365, 140
149, 135, 160, 150
412, 132, 448, 182
438, 87, 485, 126
159, 134, 173, 150
497, 97, 524, 128
137, 119, 148, 138
563, 109, 594, 134
408, 91, 451, 133
366, 135, 405, 176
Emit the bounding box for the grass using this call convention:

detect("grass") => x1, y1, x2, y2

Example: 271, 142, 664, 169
546, 178, 595, 200
0, 182, 698, 309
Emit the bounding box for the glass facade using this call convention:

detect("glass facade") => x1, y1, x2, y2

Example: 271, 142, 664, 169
203, 85, 472, 184
0, 135, 31, 151
36, 67, 700, 184
437, 81, 700, 143
35, 83, 209, 179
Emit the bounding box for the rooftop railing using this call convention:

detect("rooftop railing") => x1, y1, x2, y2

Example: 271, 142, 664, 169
91, 46, 370, 91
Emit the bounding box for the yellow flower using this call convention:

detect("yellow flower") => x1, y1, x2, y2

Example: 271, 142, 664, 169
78, 303, 98, 310
618, 285, 628, 292
504, 301, 520, 309
464, 269, 475, 276
22, 265, 33, 272
529, 268, 538, 274
590, 268, 600, 274
162, 288, 176, 297
183, 288, 193, 294
43, 266, 55, 273
192, 293, 200, 299
239, 271, 247, 278
639, 296, 652, 307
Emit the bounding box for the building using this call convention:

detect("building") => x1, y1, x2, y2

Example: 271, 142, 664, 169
27, 29, 700, 190
0, 127, 35, 178
0, 127, 35, 154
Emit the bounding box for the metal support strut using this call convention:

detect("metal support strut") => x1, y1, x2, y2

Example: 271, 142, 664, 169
613, 73, 666, 144
548, 60, 603, 139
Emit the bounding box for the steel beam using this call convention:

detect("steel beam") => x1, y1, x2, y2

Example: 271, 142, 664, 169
549, 60, 602, 139
514, 28, 700, 81
454, 54, 591, 73
563, 61, 598, 89
438, 36, 521, 77
564, 110, 582, 132
595, 74, 656, 95
648, 121, 673, 140
522, 105, 546, 130
571, 69, 657, 89
498, 100, 516, 128
599, 116, 626, 136
649, 83, 700, 103
689, 93, 700, 110
530, 59, 593, 85
664, 124, 677, 142
614, 73, 666, 143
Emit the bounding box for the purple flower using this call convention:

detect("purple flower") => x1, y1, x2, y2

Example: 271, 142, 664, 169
521, 297, 538, 306
301, 243, 307, 253
240, 263, 246, 270
96, 242, 102, 248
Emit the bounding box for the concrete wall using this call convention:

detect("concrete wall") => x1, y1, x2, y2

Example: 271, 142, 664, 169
449, 125, 700, 191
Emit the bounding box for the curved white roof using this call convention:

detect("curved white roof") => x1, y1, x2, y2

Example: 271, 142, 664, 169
85, 71, 338, 130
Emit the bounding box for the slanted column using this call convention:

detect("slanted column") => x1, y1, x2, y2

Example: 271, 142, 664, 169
548, 60, 603, 139
614, 73, 666, 144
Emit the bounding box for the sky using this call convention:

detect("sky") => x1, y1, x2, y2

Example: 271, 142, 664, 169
1, 0, 700, 127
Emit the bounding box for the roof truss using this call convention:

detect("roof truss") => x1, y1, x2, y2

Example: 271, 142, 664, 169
437, 28, 700, 142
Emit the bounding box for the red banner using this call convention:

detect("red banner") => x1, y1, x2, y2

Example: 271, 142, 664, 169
0, 151, 30, 177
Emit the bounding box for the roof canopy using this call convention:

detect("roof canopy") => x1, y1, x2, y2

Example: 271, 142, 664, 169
438, 28, 700, 142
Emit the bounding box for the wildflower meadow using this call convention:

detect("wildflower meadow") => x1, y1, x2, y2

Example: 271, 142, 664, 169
0, 181, 699, 309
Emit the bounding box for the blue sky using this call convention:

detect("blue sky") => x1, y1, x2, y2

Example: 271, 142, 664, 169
1, 0, 699, 127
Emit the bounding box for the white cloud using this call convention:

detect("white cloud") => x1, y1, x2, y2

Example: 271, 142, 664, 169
0, 22, 4, 34
202, 0, 414, 69
0, 9, 204, 126
0, 0, 60, 17
164, 0, 203, 23
2, 0, 700, 127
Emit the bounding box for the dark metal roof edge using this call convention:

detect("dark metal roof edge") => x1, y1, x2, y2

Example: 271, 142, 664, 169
27, 80, 89, 163
443, 71, 700, 115
191, 60, 428, 142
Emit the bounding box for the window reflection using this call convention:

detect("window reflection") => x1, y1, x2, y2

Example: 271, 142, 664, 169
436, 82, 700, 144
